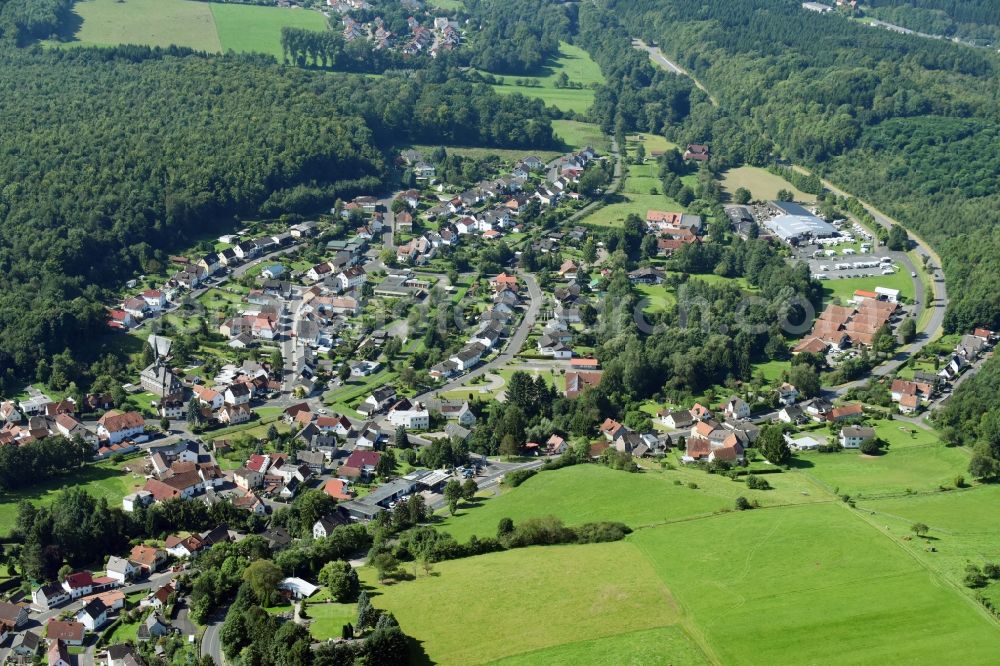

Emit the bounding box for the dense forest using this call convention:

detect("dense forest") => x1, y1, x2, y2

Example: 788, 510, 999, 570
865, 0, 1000, 44
0, 45, 555, 384
462, 0, 572, 74
0, 0, 72, 44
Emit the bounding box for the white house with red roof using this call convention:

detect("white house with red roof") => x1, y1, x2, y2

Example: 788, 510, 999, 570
96, 410, 144, 445
62, 572, 94, 599
141, 289, 167, 311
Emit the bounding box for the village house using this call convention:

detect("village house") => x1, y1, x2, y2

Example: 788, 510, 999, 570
839, 425, 876, 449
387, 398, 430, 430
97, 410, 145, 445
62, 572, 94, 599
105, 556, 135, 584
46, 620, 84, 646
32, 583, 70, 610
777, 383, 799, 406
77, 599, 109, 632
723, 396, 751, 420
658, 409, 694, 430
130, 545, 167, 574
339, 450, 381, 481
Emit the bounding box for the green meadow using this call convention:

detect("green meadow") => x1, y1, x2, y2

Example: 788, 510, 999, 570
0, 460, 142, 532
581, 136, 686, 228
719, 165, 817, 204
489, 42, 605, 114
631, 503, 1000, 665
210, 4, 328, 59
489, 626, 709, 666
60, 0, 222, 51
864, 485, 1000, 602
794, 421, 970, 497
551, 120, 611, 153
54, 0, 328, 58
360, 540, 702, 665
435, 464, 825, 543
358, 465, 1000, 664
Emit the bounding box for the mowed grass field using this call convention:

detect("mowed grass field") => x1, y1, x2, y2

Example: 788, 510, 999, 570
632, 503, 1000, 664
0, 461, 142, 532
863, 486, 1000, 605
718, 165, 817, 204
490, 626, 709, 666
551, 120, 610, 153
821, 267, 915, 304
360, 540, 704, 665
57, 0, 327, 57
489, 42, 605, 114
211, 4, 328, 59
64, 0, 221, 51
435, 464, 825, 543
362, 467, 1000, 664
794, 420, 970, 497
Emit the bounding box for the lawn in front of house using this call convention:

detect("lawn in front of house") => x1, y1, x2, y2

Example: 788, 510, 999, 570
304, 601, 357, 640
820, 268, 914, 305
792, 420, 969, 497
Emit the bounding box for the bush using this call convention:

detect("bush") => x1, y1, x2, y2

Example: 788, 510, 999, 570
573, 522, 631, 544
984, 562, 1000, 580
503, 469, 537, 487
687, 482, 698, 489
735, 496, 752, 511
965, 564, 988, 589
954, 475, 967, 488
745, 474, 771, 490
859, 438, 881, 455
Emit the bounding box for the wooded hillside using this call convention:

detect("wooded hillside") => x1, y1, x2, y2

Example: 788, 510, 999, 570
0, 45, 555, 384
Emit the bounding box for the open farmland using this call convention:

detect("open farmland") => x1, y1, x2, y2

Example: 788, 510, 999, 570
489, 42, 604, 114
60, 0, 222, 51
490, 626, 709, 666
54, 0, 328, 58
210, 4, 328, 59
719, 165, 817, 203
358, 540, 707, 664
0, 460, 142, 532
435, 464, 824, 543
862, 486, 1000, 604
552, 120, 611, 153
631, 503, 1000, 665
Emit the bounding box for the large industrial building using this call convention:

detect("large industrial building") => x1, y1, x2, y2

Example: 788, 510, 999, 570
764, 201, 837, 243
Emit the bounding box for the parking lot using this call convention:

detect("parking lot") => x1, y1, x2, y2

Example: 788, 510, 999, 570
790, 241, 913, 281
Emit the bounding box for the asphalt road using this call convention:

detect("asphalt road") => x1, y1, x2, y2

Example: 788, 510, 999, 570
632, 39, 719, 106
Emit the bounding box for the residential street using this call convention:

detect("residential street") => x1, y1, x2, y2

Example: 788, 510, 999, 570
414, 272, 542, 400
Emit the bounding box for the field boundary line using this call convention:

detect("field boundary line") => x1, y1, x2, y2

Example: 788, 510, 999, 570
839, 500, 1000, 626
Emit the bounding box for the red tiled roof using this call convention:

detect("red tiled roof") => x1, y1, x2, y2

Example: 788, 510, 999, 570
47, 620, 84, 642
64, 572, 92, 589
